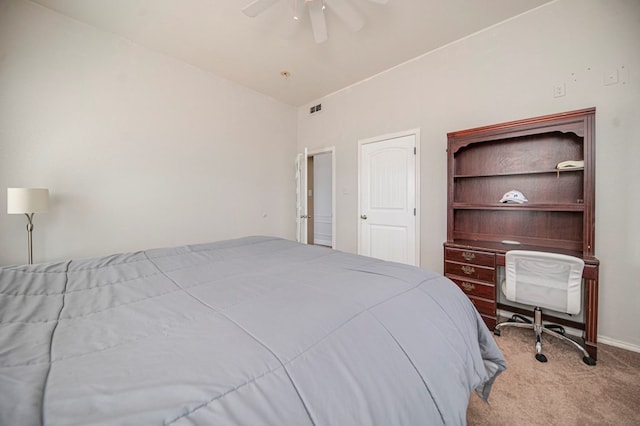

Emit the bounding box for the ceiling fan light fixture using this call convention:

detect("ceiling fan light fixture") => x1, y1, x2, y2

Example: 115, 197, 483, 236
242, 0, 385, 44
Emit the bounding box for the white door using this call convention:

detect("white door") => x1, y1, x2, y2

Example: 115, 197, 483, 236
358, 133, 418, 265
295, 148, 308, 243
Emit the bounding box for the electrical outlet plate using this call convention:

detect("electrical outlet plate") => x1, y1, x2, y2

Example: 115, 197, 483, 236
604, 68, 619, 85
553, 83, 566, 98
604, 65, 628, 86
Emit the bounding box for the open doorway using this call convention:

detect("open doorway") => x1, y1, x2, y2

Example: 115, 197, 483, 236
308, 151, 333, 247
296, 147, 335, 248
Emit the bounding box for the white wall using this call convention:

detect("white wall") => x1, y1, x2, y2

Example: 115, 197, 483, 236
297, 0, 640, 350
0, 0, 297, 265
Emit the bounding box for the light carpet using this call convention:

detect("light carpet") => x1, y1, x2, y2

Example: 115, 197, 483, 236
467, 326, 640, 425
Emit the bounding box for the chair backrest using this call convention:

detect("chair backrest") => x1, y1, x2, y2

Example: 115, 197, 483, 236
503, 250, 585, 315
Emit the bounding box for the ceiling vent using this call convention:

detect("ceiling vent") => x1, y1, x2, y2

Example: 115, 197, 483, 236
309, 103, 322, 115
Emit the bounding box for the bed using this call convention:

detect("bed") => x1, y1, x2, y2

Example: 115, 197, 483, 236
0, 236, 506, 425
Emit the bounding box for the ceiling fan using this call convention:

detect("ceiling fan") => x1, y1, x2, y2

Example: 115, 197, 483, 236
242, 0, 389, 44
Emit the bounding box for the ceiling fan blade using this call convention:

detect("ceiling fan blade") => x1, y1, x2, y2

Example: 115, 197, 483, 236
325, 0, 364, 32
307, 1, 328, 43
242, 0, 281, 17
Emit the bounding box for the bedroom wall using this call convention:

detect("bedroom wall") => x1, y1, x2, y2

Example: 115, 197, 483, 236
0, 0, 297, 265
297, 0, 640, 350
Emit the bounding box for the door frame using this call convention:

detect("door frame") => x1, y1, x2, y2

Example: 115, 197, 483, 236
305, 146, 336, 248
357, 129, 421, 265
296, 146, 337, 248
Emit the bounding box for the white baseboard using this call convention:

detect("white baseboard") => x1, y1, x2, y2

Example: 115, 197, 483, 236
597, 336, 640, 353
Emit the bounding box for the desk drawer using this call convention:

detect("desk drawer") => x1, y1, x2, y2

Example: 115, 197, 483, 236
449, 277, 494, 300
445, 248, 495, 267
468, 296, 496, 316
445, 261, 495, 282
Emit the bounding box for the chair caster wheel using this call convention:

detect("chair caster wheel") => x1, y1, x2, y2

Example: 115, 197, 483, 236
493, 328, 501, 336
583, 356, 596, 366
535, 353, 548, 363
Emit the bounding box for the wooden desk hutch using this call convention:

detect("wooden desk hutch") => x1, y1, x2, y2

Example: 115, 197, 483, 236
443, 108, 600, 360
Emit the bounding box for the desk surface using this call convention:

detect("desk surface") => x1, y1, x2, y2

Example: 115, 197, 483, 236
447, 239, 599, 265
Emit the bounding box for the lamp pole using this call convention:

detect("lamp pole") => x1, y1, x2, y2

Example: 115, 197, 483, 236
25, 213, 34, 265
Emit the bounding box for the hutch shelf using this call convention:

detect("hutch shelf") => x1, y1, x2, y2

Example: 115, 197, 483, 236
443, 108, 599, 359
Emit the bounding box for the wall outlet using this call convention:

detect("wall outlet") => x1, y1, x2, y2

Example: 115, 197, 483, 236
604, 68, 619, 85
553, 83, 566, 98
605, 66, 628, 86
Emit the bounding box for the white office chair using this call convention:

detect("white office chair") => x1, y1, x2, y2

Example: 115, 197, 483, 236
494, 250, 596, 366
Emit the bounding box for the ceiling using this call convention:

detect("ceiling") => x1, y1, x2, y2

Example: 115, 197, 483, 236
31, 0, 554, 107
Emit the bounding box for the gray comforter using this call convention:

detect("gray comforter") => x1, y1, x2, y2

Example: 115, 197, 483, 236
0, 236, 505, 425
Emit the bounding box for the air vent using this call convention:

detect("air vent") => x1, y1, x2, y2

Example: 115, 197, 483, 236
309, 103, 322, 115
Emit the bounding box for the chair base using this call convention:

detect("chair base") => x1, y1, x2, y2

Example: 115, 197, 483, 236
494, 307, 596, 366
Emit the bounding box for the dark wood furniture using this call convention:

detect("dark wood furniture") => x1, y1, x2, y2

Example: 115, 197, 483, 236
443, 108, 599, 360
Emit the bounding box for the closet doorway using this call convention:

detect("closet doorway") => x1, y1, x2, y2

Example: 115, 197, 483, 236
296, 147, 335, 248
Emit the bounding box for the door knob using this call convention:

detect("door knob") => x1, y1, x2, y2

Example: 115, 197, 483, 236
360, 214, 367, 220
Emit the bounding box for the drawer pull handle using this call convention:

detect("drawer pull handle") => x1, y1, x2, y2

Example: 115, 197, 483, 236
462, 252, 475, 261
461, 265, 475, 275
461, 282, 475, 292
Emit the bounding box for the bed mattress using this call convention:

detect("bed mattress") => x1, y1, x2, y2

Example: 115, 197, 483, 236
0, 236, 505, 425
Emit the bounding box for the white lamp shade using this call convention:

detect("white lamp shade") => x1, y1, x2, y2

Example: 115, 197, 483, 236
7, 188, 49, 214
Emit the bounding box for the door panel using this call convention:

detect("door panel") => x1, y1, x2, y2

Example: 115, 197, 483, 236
369, 224, 408, 263
370, 149, 408, 210
359, 134, 417, 265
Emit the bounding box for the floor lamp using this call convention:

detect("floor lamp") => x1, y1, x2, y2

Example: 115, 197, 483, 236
7, 188, 49, 265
